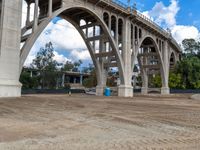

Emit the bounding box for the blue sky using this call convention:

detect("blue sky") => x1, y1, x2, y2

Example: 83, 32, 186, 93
124, 0, 200, 29
22, 0, 200, 67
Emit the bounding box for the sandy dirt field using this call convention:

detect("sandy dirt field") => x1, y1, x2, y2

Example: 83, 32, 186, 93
0, 94, 200, 150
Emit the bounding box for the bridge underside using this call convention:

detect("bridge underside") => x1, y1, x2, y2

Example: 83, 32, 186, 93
0, 0, 181, 97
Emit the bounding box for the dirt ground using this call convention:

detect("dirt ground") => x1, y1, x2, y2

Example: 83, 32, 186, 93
0, 94, 200, 150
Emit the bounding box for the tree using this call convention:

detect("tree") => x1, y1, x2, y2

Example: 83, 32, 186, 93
73, 60, 82, 72
20, 69, 39, 89
149, 74, 162, 88
175, 56, 200, 89
62, 60, 82, 72
169, 72, 184, 89
62, 61, 74, 71
161, 38, 200, 89
31, 42, 59, 89
182, 39, 200, 56
82, 64, 97, 88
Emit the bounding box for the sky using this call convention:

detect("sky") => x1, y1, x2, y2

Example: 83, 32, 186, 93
22, 0, 200, 67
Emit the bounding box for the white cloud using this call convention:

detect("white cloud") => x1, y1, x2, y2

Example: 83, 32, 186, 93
143, 0, 200, 44
171, 25, 200, 43
44, 19, 87, 51
53, 51, 71, 64
30, 19, 87, 51
70, 49, 91, 60
144, 0, 179, 28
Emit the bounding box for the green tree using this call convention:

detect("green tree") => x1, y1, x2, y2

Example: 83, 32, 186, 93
163, 38, 200, 89
20, 70, 39, 89
73, 60, 82, 72
175, 56, 200, 89
62, 60, 82, 72
31, 42, 59, 89
82, 66, 97, 88
169, 72, 184, 89
182, 39, 200, 56
62, 61, 74, 71
149, 74, 162, 88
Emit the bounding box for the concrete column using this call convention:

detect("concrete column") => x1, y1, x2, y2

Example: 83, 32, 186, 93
73, 77, 76, 84
141, 69, 148, 94
96, 68, 107, 96
33, 0, 39, 32
116, 18, 118, 47
0, 0, 22, 97
141, 47, 148, 94
93, 26, 95, 49
48, 0, 52, 17
80, 74, 83, 85
108, 14, 111, 31
96, 38, 107, 96
86, 22, 88, 38
26, 3, 31, 26
161, 41, 170, 94
30, 71, 33, 78
61, 73, 65, 87
118, 18, 133, 97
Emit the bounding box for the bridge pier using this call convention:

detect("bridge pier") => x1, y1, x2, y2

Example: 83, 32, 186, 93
118, 85, 133, 97
161, 41, 170, 95
96, 85, 105, 96
117, 18, 133, 97
0, 0, 22, 97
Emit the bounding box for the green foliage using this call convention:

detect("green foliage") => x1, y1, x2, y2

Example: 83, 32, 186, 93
31, 42, 59, 89
149, 75, 162, 88
62, 60, 82, 72
31, 42, 58, 70
62, 61, 74, 71
169, 72, 184, 89
175, 56, 200, 89
73, 60, 82, 72
82, 70, 97, 88
182, 39, 200, 56
20, 71, 39, 89
162, 38, 200, 89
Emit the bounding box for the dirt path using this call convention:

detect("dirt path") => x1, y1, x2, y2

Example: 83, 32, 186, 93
0, 94, 200, 150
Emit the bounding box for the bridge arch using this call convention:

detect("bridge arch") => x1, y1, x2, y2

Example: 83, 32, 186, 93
133, 35, 165, 94
169, 52, 176, 68
20, 5, 126, 95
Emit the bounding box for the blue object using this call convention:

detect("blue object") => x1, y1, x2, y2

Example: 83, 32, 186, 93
105, 87, 111, 96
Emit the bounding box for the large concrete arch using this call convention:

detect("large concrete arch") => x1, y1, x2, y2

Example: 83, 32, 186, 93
138, 35, 164, 65
133, 35, 166, 94
20, 5, 126, 96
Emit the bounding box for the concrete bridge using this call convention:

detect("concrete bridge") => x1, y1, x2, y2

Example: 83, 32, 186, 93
0, 0, 181, 97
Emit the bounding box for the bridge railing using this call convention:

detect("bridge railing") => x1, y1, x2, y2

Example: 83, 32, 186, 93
135, 12, 181, 50
102, 0, 180, 51
135, 10, 169, 35
109, 1, 169, 34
